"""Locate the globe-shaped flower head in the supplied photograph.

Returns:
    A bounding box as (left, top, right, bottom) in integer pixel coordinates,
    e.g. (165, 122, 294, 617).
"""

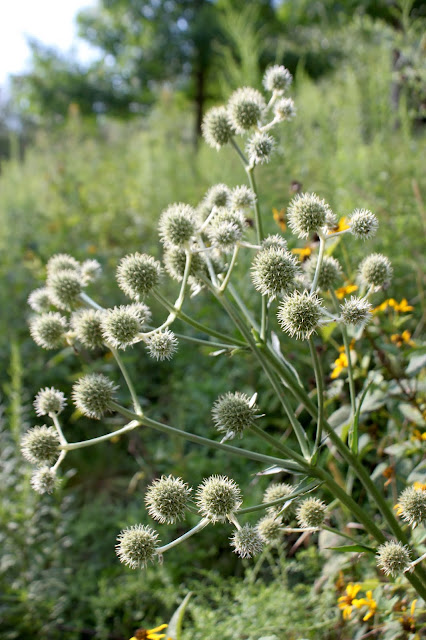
(71, 309, 105, 349)
(230, 185, 256, 210)
(230, 524, 264, 559)
(21, 426, 60, 466)
(145, 329, 178, 361)
(196, 475, 242, 523)
(263, 65, 292, 94)
(257, 515, 284, 544)
(28, 287, 52, 313)
(277, 290, 322, 340)
(227, 87, 266, 134)
(359, 254, 392, 289)
(376, 541, 411, 577)
(31, 467, 60, 494)
(145, 475, 192, 524)
(46, 253, 80, 277)
(212, 391, 258, 440)
(101, 305, 143, 350)
(274, 97, 296, 121)
(159, 203, 197, 248)
(72, 373, 118, 419)
(47, 269, 82, 310)
(305, 255, 342, 291)
(263, 482, 296, 520)
(396, 485, 426, 528)
(117, 253, 162, 300)
(202, 106, 235, 150)
(287, 193, 332, 239)
(252, 246, 299, 299)
(246, 132, 275, 166)
(349, 209, 378, 240)
(296, 497, 327, 530)
(340, 296, 372, 327)
(204, 184, 231, 210)
(34, 387, 67, 417)
(116, 524, 160, 569)
(30, 312, 68, 350)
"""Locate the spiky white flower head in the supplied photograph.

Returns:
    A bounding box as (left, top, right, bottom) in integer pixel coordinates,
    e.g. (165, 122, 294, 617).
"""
(101, 305, 142, 350)
(305, 255, 342, 291)
(349, 209, 379, 240)
(396, 486, 426, 528)
(287, 193, 332, 239)
(246, 132, 275, 166)
(116, 524, 160, 569)
(263, 65, 292, 94)
(80, 259, 102, 284)
(31, 467, 60, 494)
(159, 203, 197, 248)
(145, 475, 192, 524)
(204, 184, 231, 210)
(340, 296, 372, 327)
(196, 475, 242, 523)
(207, 208, 247, 252)
(30, 312, 68, 349)
(145, 329, 178, 361)
(72, 373, 118, 419)
(47, 269, 82, 310)
(212, 392, 258, 439)
(28, 287, 52, 313)
(262, 234, 288, 250)
(359, 254, 393, 289)
(202, 106, 235, 150)
(274, 97, 296, 121)
(227, 87, 266, 134)
(277, 290, 322, 340)
(34, 387, 67, 417)
(163, 247, 205, 282)
(296, 497, 327, 530)
(263, 483, 295, 519)
(257, 516, 284, 544)
(117, 253, 162, 300)
(46, 253, 80, 277)
(126, 302, 151, 327)
(230, 185, 256, 210)
(252, 247, 299, 299)
(230, 524, 264, 559)
(324, 210, 339, 231)
(21, 426, 60, 466)
(71, 309, 105, 349)
(376, 541, 411, 577)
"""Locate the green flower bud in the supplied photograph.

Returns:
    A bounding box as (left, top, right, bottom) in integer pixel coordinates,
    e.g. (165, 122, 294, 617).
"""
(263, 483, 296, 520)
(230, 524, 264, 559)
(72, 373, 118, 419)
(246, 132, 275, 165)
(21, 426, 60, 466)
(396, 486, 426, 528)
(212, 391, 258, 440)
(31, 467, 60, 494)
(34, 387, 67, 416)
(359, 253, 392, 289)
(47, 269, 82, 310)
(30, 312, 68, 349)
(159, 203, 197, 247)
(28, 287, 52, 313)
(277, 290, 322, 340)
(263, 65, 292, 94)
(207, 208, 247, 252)
(287, 193, 331, 239)
(296, 497, 327, 530)
(71, 309, 105, 349)
(340, 296, 372, 327)
(376, 541, 411, 577)
(349, 209, 378, 240)
(101, 305, 142, 350)
(117, 253, 162, 300)
(257, 516, 284, 544)
(145, 475, 192, 524)
(145, 329, 178, 361)
(305, 255, 342, 291)
(227, 87, 266, 134)
(252, 246, 299, 299)
(202, 106, 235, 150)
(116, 524, 160, 569)
(196, 475, 242, 523)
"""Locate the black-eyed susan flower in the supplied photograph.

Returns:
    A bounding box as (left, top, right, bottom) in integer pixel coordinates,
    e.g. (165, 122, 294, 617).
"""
(330, 351, 349, 380)
(335, 284, 358, 299)
(398, 599, 418, 633)
(337, 583, 362, 620)
(390, 330, 415, 347)
(129, 623, 168, 640)
(353, 590, 377, 621)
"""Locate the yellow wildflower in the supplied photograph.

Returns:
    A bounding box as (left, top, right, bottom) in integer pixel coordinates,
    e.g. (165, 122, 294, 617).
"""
(328, 216, 350, 233)
(292, 246, 312, 261)
(390, 330, 415, 347)
(413, 482, 426, 491)
(411, 429, 426, 442)
(331, 352, 349, 379)
(272, 207, 286, 231)
(337, 583, 361, 620)
(335, 284, 358, 299)
(399, 599, 417, 633)
(130, 624, 168, 640)
(395, 298, 414, 312)
(373, 298, 414, 314)
(353, 590, 378, 621)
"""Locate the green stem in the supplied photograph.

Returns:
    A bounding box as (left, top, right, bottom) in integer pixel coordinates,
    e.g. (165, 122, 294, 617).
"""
(330, 289, 357, 452)
(110, 347, 142, 415)
(237, 481, 321, 514)
(172, 332, 244, 351)
(246, 166, 267, 341)
(152, 290, 246, 347)
(308, 337, 324, 454)
(321, 525, 369, 546)
(310, 234, 326, 293)
(62, 420, 140, 451)
(50, 413, 67, 446)
(109, 402, 303, 473)
(218, 244, 240, 293)
(156, 518, 210, 553)
(249, 422, 309, 469)
(230, 137, 249, 166)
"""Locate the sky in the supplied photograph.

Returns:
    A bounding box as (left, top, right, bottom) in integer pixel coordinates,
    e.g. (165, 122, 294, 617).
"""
(0, 0, 99, 89)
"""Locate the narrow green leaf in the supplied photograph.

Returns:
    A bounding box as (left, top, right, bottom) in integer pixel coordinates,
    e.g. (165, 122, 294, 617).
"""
(327, 544, 376, 554)
(167, 592, 192, 640)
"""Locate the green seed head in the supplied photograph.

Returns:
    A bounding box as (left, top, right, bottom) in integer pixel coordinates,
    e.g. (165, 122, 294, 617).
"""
(287, 193, 331, 238)
(350, 209, 378, 240)
(31, 467, 60, 494)
(72, 373, 117, 419)
(30, 312, 68, 349)
(28, 287, 52, 313)
(230, 524, 264, 559)
(277, 290, 322, 340)
(71, 309, 105, 349)
(397, 486, 426, 528)
(359, 253, 392, 289)
(116, 524, 159, 569)
(296, 497, 327, 530)
(117, 253, 162, 300)
(227, 87, 266, 134)
(159, 203, 197, 248)
(263, 65, 292, 94)
(340, 296, 372, 327)
(263, 483, 296, 520)
(163, 246, 206, 282)
(34, 387, 67, 417)
(212, 391, 258, 440)
(47, 269, 82, 310)
(145, 329, 178, 361)
(376, 541, 411, 577)
(21, 426, 60, 466)
(202, 106, 235, 150)
(196, 475, 242, 523)
(257, 516, 284, 544)
(305, 255, 342, 291)
(101, 305, 142, 350)
(252, 246, 299, 299)
(145, 475, 192, 524)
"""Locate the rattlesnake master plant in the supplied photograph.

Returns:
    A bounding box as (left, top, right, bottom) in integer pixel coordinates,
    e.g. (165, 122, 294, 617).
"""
(23, 64, 426, 599)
